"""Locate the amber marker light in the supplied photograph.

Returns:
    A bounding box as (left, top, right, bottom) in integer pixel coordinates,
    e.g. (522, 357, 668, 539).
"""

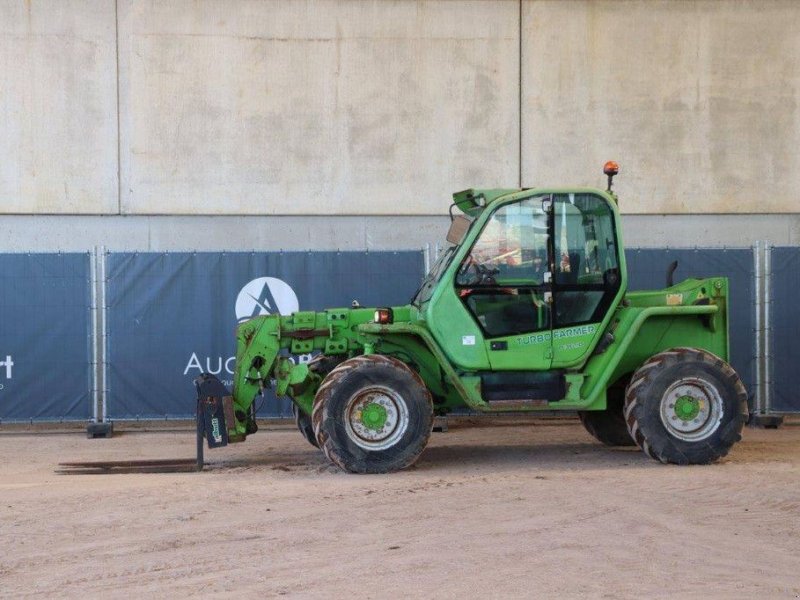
(603, 160, 619, 176)
(374, 308, 394, 324)
(603, 160, 620, 193)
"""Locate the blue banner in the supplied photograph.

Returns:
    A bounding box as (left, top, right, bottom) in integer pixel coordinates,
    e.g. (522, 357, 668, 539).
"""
(768, 247, 800, 412)
(0, 253, 91, 421)
(105, 251, 425, 419)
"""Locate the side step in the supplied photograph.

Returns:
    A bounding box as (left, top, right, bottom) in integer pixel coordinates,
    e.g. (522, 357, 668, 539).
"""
(480, 371, 565, 403)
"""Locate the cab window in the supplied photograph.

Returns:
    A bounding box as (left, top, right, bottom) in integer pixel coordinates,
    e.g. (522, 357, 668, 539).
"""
(456, 197, 551, 337)
(553, 194, 620, 327)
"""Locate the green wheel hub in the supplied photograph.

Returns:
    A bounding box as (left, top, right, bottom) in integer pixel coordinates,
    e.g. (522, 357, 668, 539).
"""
(360, 402, 388, 430)
(673, 395, 701, 421)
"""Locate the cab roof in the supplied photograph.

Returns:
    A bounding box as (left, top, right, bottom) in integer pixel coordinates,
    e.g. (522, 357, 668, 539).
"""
(452, 187, 618, 217)
(452, 189, 521, 217)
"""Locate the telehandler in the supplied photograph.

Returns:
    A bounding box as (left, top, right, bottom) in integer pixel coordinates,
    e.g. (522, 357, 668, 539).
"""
(196, 163, 748, 473)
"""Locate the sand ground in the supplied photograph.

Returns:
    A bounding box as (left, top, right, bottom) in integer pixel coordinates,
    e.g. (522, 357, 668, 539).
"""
(1, 418, 799, 599)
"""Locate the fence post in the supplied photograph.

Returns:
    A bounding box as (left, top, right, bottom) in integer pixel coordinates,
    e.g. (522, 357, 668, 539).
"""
(752, 241, 763, 415)
(86, 245, 113, 438)
(89, 247, 99, 424)
(763, 243, 772, 415)
(101, 247, 110, 426)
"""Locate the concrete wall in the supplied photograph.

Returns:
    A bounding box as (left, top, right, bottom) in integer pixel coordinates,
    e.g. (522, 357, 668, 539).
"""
(0, 0, 118, 213)
(521, 0, 800, 214)
(117, 0, 519, 215)
(1, 213, 800, 252)
(1, 0, 799, 249)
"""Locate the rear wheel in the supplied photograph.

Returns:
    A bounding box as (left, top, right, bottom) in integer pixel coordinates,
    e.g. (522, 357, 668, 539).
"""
(312, 354, 433, 474)
(578, 376, 635, 446)
(625, 347, 748, 464)
(291, 403, 319, 449)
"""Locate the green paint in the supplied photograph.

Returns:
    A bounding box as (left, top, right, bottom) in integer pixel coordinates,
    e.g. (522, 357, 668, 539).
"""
(216, 185, 733, 443)
(361, 402, 388, 430)
(674, 395, 701, 421)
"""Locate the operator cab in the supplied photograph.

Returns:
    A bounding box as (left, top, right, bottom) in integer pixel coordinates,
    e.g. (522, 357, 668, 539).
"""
(455, 192, 621, 340)
(422, 168, 625, 386)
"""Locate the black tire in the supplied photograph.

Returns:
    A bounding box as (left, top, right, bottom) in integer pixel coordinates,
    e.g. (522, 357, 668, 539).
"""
(308, 354, 343, 378)
(292, 402, 319, 449)
(311, 354, 433, 474)
(290, 354, 343, 449)
(624, 347, 748, 465)
(578, 376, 636, 446)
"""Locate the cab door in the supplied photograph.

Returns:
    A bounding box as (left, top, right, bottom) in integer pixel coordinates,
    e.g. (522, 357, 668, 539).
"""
(454, 195, 553, 371)
(550, 193, 623, 367)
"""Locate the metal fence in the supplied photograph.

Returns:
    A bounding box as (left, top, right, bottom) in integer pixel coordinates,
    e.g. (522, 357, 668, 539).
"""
(0, 244, 797, 423)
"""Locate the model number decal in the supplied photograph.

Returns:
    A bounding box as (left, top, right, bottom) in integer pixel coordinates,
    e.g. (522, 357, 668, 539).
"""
(559, 342, 585, 351)
(211, 417, 222, 443)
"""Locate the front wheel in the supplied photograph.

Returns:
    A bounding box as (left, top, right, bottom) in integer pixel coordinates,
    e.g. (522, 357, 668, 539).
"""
(625, 348, 748, 465)
(312, 354, 433, 474)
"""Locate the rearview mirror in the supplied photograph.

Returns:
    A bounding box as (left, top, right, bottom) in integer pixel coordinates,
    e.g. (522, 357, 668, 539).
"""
(446, 215, 472, 245)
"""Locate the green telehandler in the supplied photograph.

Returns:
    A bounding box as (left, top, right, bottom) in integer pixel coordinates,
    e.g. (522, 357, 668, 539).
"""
(195, 163, 748, 473)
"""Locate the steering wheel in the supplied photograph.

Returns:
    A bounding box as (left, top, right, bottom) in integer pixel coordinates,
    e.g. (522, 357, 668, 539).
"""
(602, 268, 620, 288)
(458, 255, 499, 285)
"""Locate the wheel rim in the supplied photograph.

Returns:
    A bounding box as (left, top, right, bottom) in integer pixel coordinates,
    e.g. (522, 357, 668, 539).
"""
(344, 386, 410, 451)
(659, 377, 724, 441)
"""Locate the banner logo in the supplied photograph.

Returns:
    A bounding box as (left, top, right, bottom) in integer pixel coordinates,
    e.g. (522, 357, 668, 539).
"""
(235, 277, 299, 322)
(185, 278, 302, 383)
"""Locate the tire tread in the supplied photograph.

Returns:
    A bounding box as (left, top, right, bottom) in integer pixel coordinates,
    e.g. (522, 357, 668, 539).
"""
(624, 347, 747, 465)
(311, 354, 433, 474)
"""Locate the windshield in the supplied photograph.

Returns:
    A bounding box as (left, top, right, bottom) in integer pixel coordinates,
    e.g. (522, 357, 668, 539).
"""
(456, 196, 549, 287)
(411, 246, 456, 306)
